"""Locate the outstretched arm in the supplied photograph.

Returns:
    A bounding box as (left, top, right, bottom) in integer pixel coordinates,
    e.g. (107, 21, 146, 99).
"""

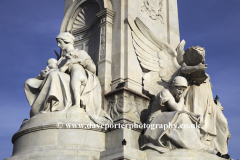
(181, 63, 207, 74)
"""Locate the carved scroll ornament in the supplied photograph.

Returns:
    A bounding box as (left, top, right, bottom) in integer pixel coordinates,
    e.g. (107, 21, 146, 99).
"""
(141, 0, 164, 23)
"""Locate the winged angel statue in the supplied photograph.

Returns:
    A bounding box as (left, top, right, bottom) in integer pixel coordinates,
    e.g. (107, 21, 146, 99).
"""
(127, 15, 230, 158)
(127, 15, 185, 98)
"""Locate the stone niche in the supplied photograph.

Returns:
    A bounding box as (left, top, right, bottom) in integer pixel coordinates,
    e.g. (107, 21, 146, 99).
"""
(6, 0, 230, 160)
(61, 0, 102, 65)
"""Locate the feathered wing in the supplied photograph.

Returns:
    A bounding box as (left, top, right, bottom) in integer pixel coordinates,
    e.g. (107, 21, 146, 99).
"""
(128, 15, 181, 97)
(176, 39, 186, 65)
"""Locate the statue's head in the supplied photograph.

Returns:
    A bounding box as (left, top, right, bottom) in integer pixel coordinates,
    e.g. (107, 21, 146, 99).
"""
(56, 32, 75, 51)
(47, 58, 58, 69)
(184, 46, 205, 66)
(47, 58, 57, 65)
(170, 76, 188, 100)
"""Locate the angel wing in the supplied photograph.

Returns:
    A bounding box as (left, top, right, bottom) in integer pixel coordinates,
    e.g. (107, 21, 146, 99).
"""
(127, 15, 185, 97)
(176, 40, 186, 65)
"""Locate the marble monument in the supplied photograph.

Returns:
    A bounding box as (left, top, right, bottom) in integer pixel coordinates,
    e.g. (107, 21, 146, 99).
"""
(6, 0, 231, 160)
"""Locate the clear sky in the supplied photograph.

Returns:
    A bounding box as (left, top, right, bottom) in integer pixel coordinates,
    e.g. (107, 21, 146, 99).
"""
(0, 0, 239, 159)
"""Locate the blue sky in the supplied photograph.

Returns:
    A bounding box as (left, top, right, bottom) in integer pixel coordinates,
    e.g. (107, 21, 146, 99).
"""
(0, 0, 239, 159)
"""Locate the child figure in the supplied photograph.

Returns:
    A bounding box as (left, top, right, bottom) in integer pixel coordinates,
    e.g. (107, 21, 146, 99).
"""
(40, 58, 58, 78)
(56, 32, 96, 108)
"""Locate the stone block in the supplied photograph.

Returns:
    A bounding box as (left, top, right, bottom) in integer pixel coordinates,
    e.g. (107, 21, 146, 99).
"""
(146, 149, 228, 160)
(105, 128, 142, 150)
(12, 132, 36, 156)
(100, 146, 147, 160)
(105, 87, 151, 123)
(58, 129, 105, 150)
(36, 129, 58, 146)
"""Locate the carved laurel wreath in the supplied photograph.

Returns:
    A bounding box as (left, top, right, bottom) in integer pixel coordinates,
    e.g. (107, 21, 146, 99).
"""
(141, 0, 164, 23)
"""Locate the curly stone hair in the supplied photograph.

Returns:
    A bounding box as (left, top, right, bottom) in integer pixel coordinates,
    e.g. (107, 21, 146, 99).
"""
(191, 46, 205, 57)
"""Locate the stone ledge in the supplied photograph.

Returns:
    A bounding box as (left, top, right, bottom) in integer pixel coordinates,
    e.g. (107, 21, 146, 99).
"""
(100, 146, 147, 160)
(12, 108, 100, 143)
(145, 149, 228, 160)
(105, 87, 150, 101)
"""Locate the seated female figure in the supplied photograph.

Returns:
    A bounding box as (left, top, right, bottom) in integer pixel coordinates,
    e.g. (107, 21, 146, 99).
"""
(24, 32, 111, 125)
(180, 46, 230, 156)
(143, 76, 218, 155)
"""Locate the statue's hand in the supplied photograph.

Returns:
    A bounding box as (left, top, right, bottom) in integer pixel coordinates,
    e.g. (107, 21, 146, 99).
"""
(40, 69, 48, 77)
(65, 59, 76, 65)
(198, 115, 205, 126)
(197, 63, 207, 71)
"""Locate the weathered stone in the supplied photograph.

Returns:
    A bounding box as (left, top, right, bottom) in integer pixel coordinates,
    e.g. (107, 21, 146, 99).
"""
(6, 1, 231, 160)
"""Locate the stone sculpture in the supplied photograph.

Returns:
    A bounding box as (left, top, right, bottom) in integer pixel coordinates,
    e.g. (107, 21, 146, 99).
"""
(24, 32, 111, 124)
(143, 76, 218, 154)
(7, 1, 231, 159)
(127, 15, 185, 97)
(128, 15, 230, 158)
(180, 46, 230, 157)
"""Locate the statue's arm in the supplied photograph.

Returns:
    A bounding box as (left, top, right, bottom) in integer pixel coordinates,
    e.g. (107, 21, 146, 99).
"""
(167, 97, 185, 111)
(84, 59, 96, 74)
(59, 65, 68, 73)
(181, 63, 207, 74)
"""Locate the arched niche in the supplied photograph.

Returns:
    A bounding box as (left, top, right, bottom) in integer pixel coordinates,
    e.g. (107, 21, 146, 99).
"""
(60, 0, 113, 67)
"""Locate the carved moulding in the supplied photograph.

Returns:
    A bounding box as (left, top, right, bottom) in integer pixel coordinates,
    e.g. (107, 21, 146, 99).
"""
(61, 1, 103, 65)
(71, 3, 100, 31)
(105, 87, 151, 124)
(61, 0, 112, 32)
(141, 0, 164, 23)
(96, 8, 114, 60)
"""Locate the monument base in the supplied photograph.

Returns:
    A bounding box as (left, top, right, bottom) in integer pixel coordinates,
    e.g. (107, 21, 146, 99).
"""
(145, 149, 227, 160)
(100, 146, 147, 160)
(6, 108, 106, 160)
(6, 107, 228, 160)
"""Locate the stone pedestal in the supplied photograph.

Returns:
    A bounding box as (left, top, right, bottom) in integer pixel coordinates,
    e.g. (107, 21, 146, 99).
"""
(100, 146, 147, 160)
(6, 109, 106, 160)
(145, 149, 227, 160)
(105, 87, 151, 124)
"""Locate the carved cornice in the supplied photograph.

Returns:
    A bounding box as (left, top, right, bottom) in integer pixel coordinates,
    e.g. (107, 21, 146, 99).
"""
(97, 8, 115, 19)
(12, 118, 143, 143)
(12, 124, 106, 144)
(97, 59, 112, 65)
(105, 87, 151, 101)
(97, 8, 115, 27)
